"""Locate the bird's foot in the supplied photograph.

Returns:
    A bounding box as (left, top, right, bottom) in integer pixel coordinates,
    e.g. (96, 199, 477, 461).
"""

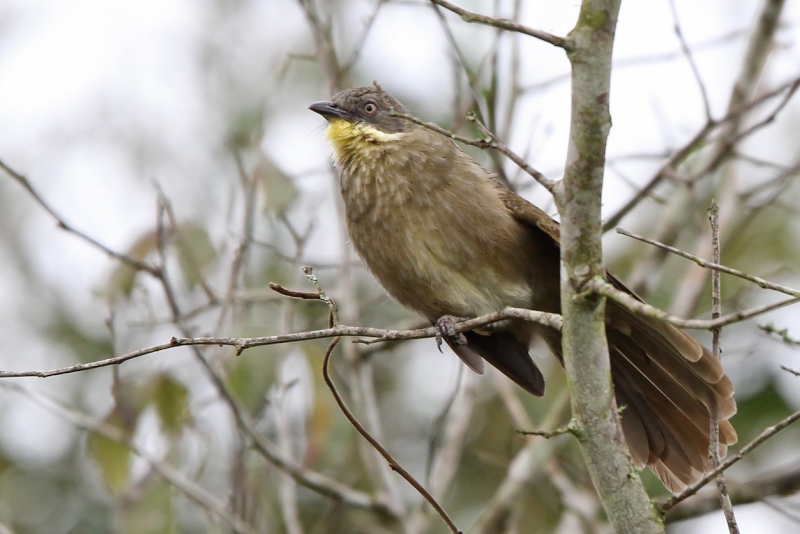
(435, 315, 468, 352)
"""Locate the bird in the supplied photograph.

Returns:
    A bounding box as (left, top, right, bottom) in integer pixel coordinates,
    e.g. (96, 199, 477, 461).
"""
(309, 85, 736, 492)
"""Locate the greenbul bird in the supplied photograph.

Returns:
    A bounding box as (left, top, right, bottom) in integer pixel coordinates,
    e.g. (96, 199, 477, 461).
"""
(310, 85, 736, 492)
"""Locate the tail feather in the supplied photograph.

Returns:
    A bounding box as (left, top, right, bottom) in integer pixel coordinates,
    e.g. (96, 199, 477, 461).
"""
(540, 301, 737, 491)
(446, 330, 546, 397)
(437, 282, 737, 492)
(606, 299, 737, 490)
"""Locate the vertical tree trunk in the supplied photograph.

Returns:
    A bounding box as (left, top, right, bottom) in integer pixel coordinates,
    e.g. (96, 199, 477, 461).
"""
(556, 2, 665, 532)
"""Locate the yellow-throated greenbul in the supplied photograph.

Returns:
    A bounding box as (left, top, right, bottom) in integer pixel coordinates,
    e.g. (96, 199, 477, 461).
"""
(310, 85, 736, 492)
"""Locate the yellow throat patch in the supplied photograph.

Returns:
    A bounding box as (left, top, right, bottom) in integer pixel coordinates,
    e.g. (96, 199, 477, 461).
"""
(324, 119, 405, 165)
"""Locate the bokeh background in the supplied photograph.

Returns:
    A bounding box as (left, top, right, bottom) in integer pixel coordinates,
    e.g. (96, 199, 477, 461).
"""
(1, 0, 800, 533)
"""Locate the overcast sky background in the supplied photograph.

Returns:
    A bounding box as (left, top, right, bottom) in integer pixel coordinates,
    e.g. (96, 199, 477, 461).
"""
(1, 1, 800, 532)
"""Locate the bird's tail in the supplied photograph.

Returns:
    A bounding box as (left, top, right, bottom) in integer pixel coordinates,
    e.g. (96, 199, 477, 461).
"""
(603, 297, 737, 492)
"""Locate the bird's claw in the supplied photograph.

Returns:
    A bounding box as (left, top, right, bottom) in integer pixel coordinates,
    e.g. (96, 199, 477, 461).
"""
(435, 315, 468, 352)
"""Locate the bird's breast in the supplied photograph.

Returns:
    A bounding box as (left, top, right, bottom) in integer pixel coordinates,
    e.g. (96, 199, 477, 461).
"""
(339, 146, 536, 320)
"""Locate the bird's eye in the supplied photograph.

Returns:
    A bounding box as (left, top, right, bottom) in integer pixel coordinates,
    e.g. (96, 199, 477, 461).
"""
(363, 102, 377, 115)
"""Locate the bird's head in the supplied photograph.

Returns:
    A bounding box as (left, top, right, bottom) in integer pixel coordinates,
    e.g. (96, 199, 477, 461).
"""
(309, 86, 411, 165)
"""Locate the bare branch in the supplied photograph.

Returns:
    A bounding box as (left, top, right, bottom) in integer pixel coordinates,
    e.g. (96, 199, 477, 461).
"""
(585, 277, 800, 330)
(666, 465, 800, 522)
(516, 422, 576, 438)
(760, 323, 800, 346)
(388, 108, 557, 192)
(428, 0, 569, 49)
(707, 201, 740, 533)
(668, 0, 712, 120)
(322, 337, 461, 534)
(661, 408, 800, 513)
(780, 366, 800, 377)
(0, 307, 562, 379)
(616, 227, 800, 299)
(0, 157, 159, 276)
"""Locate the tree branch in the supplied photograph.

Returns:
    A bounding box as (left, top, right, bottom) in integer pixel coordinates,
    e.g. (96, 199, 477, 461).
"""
(0, 157, 159, 276)
(586, 278, 800, 330)
(554, 1, 663, 532)
(428, 0, 569, 49)
(616, 227, 800, 299)
(661, 408, 800, 513)
(665, 465, 800, 522)
(322, 337, 461, 534)
(707, 201, 740, 533)
(0, 307, 562, 378)
(387, 107, 557, 193)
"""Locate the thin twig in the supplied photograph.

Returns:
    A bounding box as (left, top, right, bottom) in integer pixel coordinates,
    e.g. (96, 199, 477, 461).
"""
(668, 0, 712, 120)
(616, 227, 800, 299)
(388, 108, 557, 192)
(0, 157, 159, 276)
(708, 201, 739, 533)
(660, 407, 800, 513)
(428, 0, 568, 49)
(665, 464, 800, 521)
(302, 266, 339, 325)
(467, 111, 556, 193)
(269, 282, 321, 300)
(0, 308, 562, 378)
(760, 323, 800, 345)
(585, 278, 800, 330)
(322, 337, 462, 534)
(516, 422, 576, 438)
(780, 366, 800, 377)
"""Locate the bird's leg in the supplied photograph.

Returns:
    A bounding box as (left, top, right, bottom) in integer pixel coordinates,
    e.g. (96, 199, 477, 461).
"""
(435, 315, 468, 352)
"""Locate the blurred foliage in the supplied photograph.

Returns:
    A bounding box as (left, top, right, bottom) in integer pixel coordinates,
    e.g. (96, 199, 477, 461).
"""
(175, 223, 218, 291)
(0, 1, 799, 533)
(107, 230, 161, 300)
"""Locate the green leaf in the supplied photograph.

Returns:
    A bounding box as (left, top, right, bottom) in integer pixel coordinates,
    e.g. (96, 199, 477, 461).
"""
(115, 478, 175, 534)
(88, 409, 132, 494)
(149, 374, 191, 435)
(257, 156, 298, 215)
(106, 230, 158, 300)
(226, 347, 277, 415)
(175, 223, 216, 289)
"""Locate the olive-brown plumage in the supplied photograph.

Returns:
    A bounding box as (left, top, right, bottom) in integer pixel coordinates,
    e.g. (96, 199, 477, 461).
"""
(310, 86, 736, 492)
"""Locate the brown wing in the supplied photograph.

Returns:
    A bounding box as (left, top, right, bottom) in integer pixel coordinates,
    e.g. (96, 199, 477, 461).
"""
(499, 186, 737, 492)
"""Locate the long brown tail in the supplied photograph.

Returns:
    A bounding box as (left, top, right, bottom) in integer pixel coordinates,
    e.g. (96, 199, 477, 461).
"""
(543, 312, 736, 492)
(604, 298, 736, 491)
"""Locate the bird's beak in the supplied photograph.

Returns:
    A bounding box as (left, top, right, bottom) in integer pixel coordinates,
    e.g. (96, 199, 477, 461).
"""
(309, 101, 351, 122)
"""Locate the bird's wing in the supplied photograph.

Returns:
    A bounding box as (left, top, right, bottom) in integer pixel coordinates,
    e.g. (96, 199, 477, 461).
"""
(497, 186, 561, 243)
(499, 185, 737, 491)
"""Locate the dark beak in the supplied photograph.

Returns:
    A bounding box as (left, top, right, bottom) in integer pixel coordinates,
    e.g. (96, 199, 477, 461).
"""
(309, 101, 351, 121)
